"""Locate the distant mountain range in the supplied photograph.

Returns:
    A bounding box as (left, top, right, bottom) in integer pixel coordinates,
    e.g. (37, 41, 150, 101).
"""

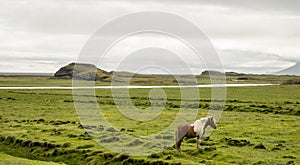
(54, 63, 225, 84)
(275, 62, 300, 76)
(0, 72, 53, 76)
(53, 62, 300, 83)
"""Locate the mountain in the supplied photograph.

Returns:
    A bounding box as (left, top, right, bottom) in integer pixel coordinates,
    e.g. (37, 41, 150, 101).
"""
(54, 63, 201, 84)
(200, 70, 224, 76)
(275, 62, 300, 76)
(54, 63, 111, 81)
(54, 62, 300, 84)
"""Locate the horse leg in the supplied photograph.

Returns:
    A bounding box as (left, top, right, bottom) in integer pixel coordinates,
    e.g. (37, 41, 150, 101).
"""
(176, 138, 183, 152)
(197, 130, 205, 149)
(196, 135, 200, 149)
(175, 137, 184, 152)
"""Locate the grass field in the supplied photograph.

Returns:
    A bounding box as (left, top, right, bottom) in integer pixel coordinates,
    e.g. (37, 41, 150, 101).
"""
(0, 73, 300, 87)
(0, 152, 64, 165)
(0, 76, 299, 164)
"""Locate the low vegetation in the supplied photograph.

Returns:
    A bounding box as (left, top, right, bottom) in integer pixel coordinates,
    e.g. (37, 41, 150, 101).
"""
(0, 76, 299, 164)
(282, 79, 300, 85)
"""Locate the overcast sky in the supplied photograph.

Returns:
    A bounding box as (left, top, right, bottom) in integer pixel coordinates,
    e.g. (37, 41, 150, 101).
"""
(0, 0, 300, 74)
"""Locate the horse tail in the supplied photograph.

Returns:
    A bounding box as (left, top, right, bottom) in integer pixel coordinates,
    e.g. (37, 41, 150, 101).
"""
(175, 127, 180, 149)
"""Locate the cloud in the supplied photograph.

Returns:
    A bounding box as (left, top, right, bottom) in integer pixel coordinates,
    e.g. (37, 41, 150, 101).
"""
(107, 0, 300, 15)
(0, 0, 299, 74)
(218, 49, 295, 74)
(271, 54, 300, 63)
(99, 33, 207, 74)
(0, 0, 129, 34)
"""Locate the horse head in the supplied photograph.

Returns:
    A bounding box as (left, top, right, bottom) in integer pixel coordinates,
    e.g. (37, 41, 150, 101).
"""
(208, 116, 217, 129)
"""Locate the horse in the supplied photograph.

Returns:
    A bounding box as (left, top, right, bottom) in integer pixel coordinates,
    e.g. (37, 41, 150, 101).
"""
(175, 116, 216, 152)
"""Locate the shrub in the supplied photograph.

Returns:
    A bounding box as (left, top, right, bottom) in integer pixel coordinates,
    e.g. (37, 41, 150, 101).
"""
(62, 142, 71, 148)
(282, 155, 296, 159)
(67, 134, 78, 138)
(126, 139, 143, 146)
(32, 141, 41, 147)
(5, 136, 15, 144)
(22, 140, 32, 147)
(76, 144, 94, 149)
(282, 80, 300, 85)
(148, 153, 162, 158)
(254, 143, 267, 149)
(112, 154, 129, 161)
(0, 136, 5, 142)
(100, 137, 120, 143)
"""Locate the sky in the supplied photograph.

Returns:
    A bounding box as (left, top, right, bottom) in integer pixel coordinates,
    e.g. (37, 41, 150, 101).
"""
(0, 0, 300, 74)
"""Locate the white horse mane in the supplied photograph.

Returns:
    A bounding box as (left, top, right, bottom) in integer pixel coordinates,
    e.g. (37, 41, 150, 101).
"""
(191, 116, 214, 135)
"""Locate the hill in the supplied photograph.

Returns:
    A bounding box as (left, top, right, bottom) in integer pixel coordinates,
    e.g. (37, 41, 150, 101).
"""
(275, 62, 300, 76)
(54, 63, 111, 81)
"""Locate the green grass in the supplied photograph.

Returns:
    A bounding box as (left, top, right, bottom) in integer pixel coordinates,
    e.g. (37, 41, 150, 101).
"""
(1, 74, 300, 87)
(0, 77, 299, 164)
(0, 76, 111, 87)
(0, 152, 65, 165)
